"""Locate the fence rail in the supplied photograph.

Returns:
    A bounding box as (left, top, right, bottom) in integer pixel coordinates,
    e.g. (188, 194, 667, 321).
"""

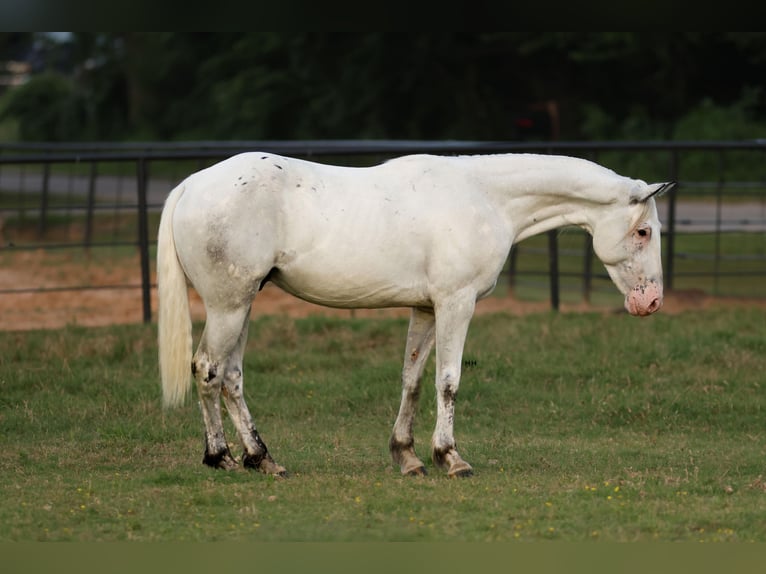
(1, 140, 765, 325)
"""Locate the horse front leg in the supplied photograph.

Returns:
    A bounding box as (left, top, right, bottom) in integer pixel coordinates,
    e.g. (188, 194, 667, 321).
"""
(390, 307, 436, 476)
(432, 294, 476, 478)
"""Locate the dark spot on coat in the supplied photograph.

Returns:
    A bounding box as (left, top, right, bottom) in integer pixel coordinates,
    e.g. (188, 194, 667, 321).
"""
(204, 363, 218, 382)
(274, 164, 282, 170)
(205, 221, 227, 262)
(249, 429, 268, 452)
(206, 239, 226, 262)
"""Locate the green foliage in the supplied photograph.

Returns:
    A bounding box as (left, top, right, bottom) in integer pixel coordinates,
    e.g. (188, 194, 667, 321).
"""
(0, 71, 87, 141)
(3, 33, 766, 142)
(580, 87, 766, 179)
(674, 88, 765, 140)
(1, 309, 765, 541)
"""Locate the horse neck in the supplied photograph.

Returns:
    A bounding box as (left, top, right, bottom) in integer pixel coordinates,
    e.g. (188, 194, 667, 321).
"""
(471, 154, 625, 242)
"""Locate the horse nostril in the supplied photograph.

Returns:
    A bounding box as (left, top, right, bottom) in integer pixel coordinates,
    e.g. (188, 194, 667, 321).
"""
(647, 297, 661, 313)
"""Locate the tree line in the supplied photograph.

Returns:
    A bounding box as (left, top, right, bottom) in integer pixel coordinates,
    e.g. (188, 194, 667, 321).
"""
(2, 32, 765, 142)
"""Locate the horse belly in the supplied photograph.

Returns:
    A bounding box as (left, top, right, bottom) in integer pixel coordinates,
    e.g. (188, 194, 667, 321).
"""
(273, 197, 509, 309)
(271, 248, 432, 309)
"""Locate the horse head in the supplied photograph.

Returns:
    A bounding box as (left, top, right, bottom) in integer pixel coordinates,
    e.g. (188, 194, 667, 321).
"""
(591, 181, 675, 316)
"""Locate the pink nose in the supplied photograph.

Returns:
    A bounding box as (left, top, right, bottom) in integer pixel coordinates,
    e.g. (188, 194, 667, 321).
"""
(625, 282, 663, 316)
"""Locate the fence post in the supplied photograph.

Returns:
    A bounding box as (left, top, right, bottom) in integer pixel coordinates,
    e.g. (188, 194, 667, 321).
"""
(37, 161, 50, 238)
(665, 150, 679, 291)
(582, 234, 593, 303)
(137, 158, 152, 324)
(547, 230, 560, 311)
(507, 247, 517, 296)
(84, 162, 97, 249)
(713, 151, 724, 295)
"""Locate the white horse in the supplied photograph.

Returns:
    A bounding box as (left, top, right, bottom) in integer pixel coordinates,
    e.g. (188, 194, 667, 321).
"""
(157, 152, 673, 477)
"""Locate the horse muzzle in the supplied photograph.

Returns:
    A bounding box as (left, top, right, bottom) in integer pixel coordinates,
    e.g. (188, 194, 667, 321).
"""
(625, 280, 663, 316)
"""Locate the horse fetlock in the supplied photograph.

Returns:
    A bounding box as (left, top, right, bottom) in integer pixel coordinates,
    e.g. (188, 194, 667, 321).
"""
(389, 435, 413, 459)
(432, 446, 473, 478)
(240, 428, 286, 476)
(203, 446, 238, 470)
(390, 436, 427, 476)
(431, 445, 451, 470)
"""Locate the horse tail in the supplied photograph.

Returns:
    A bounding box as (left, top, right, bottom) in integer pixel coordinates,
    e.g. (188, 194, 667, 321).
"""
(157, 183, 193, 409)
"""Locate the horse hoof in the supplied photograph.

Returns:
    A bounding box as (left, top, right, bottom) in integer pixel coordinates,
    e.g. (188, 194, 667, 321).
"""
(244, 453, 288, 477)
(449, 468, 474, 479)
(404, 466, 428, 477)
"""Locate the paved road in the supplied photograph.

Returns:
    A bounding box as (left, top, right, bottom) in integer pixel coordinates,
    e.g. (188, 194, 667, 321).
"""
(0, 167, 176, 206)
(655, 198, 766, 232)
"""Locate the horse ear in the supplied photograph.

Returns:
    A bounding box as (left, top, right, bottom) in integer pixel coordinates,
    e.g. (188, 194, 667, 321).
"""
(631, 181, 676, 204)
(649, 181, 677, 198)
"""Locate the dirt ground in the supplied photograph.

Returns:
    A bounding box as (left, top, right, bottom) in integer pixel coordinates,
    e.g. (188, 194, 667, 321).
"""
(1, 250, 763, 331)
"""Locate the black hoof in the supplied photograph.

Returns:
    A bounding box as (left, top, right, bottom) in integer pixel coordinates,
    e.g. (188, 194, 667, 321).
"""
(451, 468, 474, 478)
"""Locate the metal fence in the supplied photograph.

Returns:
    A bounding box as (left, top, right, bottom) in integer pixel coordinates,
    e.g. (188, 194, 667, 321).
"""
(1, 140, 765, 325)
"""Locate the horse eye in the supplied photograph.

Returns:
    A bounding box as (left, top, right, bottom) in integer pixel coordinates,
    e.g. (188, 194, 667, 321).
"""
(637, 228, 649, 238)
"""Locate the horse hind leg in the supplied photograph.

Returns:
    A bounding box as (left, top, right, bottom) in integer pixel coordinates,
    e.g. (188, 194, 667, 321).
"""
(389, 307, 435, 476)
(191, 304, 276, 473)
(219, 311, 286, 477)
(222, 375, 286, 476)
(193, 320, 238, 470)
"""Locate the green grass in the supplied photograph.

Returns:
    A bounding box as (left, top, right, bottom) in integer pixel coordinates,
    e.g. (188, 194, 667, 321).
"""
(1, 309, 765, 541)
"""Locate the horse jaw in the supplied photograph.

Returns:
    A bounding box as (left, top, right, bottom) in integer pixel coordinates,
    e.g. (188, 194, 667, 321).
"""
(624, 280, 663, 316)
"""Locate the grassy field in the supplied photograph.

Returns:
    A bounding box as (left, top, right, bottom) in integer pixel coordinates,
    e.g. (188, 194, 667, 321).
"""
(1, 308, 765, 542)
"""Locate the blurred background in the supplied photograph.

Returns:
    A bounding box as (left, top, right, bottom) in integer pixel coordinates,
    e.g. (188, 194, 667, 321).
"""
(2, 32, 766, 142)
(0, 32, 764, 329)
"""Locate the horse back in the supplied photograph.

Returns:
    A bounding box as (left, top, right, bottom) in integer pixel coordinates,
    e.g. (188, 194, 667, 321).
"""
(173, 153, 511, 309)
